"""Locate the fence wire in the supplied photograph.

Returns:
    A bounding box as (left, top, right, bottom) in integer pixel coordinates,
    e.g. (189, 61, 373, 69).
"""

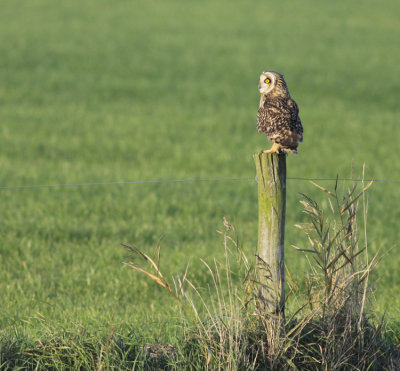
(0, 176, 399, 191)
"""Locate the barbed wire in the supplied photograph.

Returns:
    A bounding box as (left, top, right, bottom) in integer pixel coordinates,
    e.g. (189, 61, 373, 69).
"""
(0, 177, 253, 190)
(0, 175, 399, 191)
(287, 177, 400, 182)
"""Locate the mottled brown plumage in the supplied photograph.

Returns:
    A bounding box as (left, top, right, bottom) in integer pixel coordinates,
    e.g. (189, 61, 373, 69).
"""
(257, 71, 303, 154)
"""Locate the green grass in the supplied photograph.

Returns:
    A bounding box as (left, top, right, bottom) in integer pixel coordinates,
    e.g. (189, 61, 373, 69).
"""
(0, 0, 400, 357)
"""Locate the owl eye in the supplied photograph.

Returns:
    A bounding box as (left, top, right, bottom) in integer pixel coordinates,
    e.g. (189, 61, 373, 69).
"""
(264, 78, 271, 84)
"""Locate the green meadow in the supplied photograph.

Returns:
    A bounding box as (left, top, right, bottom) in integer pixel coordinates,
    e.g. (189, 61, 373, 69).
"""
(1, 0, 399, 363)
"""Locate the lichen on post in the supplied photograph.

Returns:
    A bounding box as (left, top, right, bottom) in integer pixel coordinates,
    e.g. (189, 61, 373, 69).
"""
(253, 152, 286, 317)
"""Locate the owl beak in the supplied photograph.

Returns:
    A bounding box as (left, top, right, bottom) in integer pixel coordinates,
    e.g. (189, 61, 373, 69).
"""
(258, 84, 261, 90)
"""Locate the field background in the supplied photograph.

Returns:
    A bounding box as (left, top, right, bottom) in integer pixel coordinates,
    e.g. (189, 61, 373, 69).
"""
(1, 0, 399, 344)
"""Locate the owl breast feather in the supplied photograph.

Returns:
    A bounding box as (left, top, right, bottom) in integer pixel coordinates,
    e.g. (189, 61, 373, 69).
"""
(257, 97, 303, 146)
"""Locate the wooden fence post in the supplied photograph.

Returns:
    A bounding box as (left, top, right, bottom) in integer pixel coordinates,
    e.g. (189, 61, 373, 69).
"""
(253, 152, 286, 317)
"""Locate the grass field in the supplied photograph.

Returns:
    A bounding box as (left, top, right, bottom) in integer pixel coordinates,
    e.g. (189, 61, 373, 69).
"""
(1, 0, 400, 363)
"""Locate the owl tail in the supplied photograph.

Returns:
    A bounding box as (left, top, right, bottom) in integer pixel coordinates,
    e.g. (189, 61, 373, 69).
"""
(282, 146, 298, 155)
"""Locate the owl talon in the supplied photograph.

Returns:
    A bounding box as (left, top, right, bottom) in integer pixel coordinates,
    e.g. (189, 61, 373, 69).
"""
(263, 142, 281, 154)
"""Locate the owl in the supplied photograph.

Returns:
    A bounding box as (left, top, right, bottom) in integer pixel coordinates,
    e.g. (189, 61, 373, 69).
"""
(257, 71, 303, 154)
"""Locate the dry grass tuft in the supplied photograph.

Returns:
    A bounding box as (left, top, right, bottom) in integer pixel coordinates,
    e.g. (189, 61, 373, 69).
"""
(123, 177, 400, 370)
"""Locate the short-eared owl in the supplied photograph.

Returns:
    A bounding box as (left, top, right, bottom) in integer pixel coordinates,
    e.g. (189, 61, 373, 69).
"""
(257, 71, 303, 154)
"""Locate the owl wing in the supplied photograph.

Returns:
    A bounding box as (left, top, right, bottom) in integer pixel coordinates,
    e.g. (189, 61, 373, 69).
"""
(257, 98, 303, 149)
(287, 98, 303, 142)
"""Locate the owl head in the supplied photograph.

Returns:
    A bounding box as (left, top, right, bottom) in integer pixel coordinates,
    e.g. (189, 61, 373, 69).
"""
(258, 71, 289, 98)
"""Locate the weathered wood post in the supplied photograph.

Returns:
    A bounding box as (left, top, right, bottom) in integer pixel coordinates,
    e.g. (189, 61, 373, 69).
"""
(253, 152, 286, 317)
